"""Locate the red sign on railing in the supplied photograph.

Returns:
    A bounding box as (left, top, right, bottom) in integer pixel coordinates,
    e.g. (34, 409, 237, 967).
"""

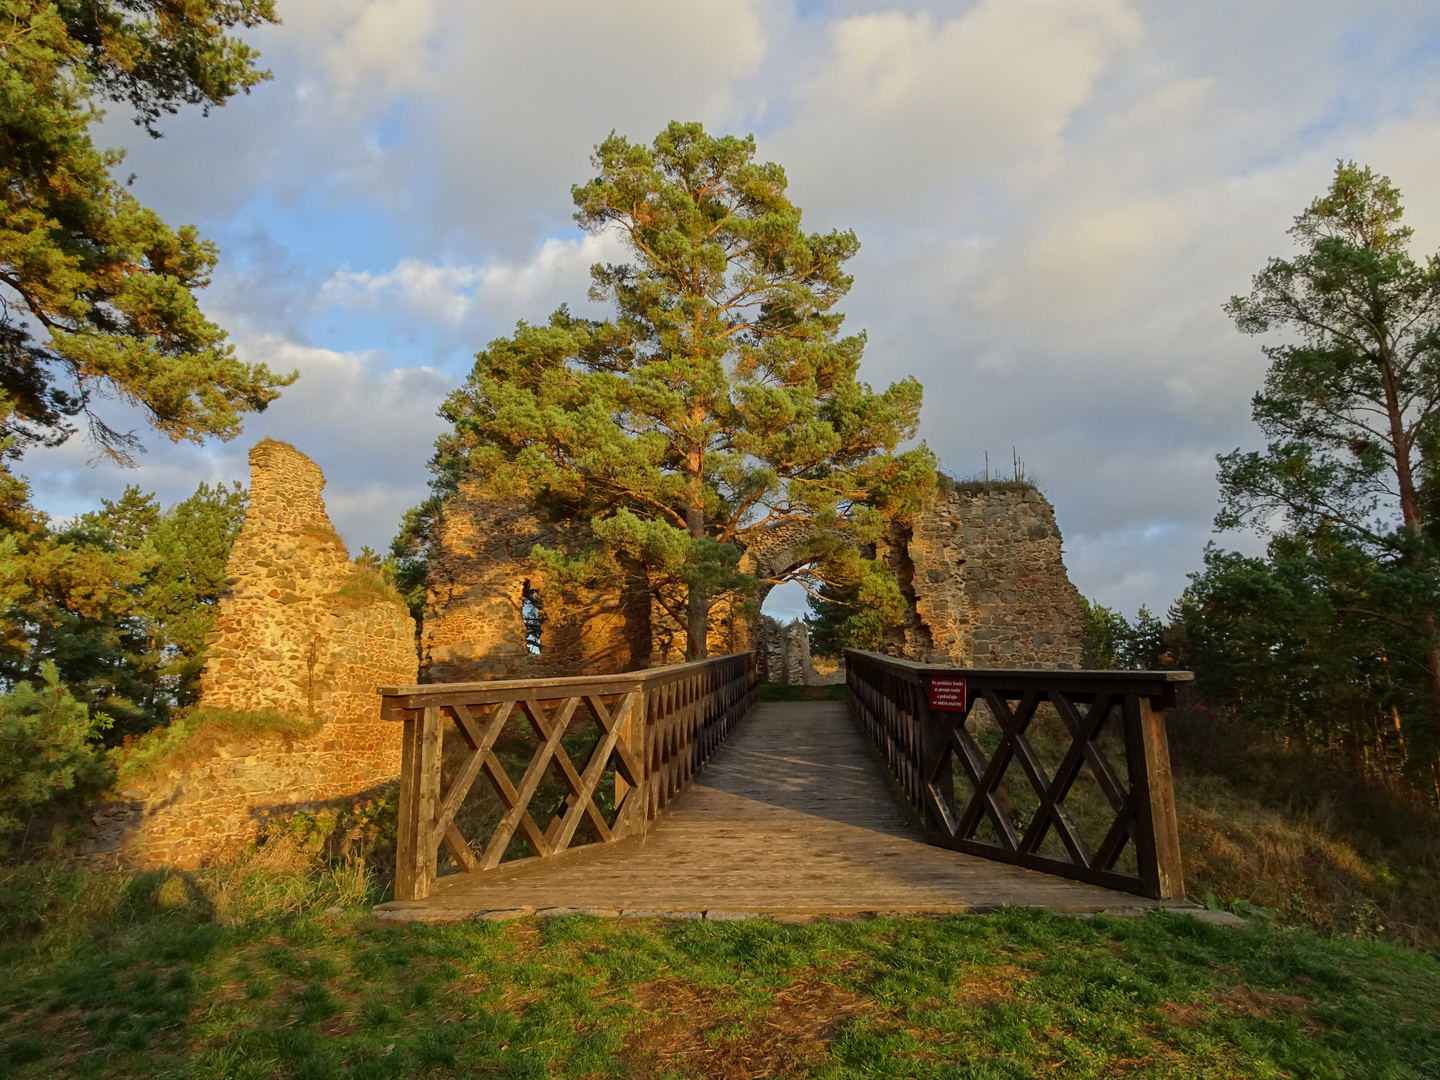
(928, 676, 968, 711)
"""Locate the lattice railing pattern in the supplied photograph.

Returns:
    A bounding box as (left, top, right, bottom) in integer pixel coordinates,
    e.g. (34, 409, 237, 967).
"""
(380, 653, 757, 901)
(845, 650, 1190, 900)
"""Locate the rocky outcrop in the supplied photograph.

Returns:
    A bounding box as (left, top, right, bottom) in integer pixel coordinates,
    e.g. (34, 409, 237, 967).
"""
(754, 615, 845, 686)
(82, 441, 418, 870)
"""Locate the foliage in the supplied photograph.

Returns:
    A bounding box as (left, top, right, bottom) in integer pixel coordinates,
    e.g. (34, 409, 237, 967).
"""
(429, 122, 934, 657)
(1170, 539, 1412, 761)
(1079, 596, 1127, 668)
(1218, 162, 1440, 547)
(259, 782, 400, 883)
(806, 545, 905, 655)
(756, 681, 847, 702)
(0, 662, 109, 836)
(1, 889, 1438, 1079)
(1216, 161, 1440, 750)
(332, 561, 404, 610)
(1169, 705, 1440, 948)
(0, 480, 246, 739)
(384, 500, 438, 628)
(1078, 596, 1170, 671)
(0, 0, 292, 464)
(111, 706, 321, 788)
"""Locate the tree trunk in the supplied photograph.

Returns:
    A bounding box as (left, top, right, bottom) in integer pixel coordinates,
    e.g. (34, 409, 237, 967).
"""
(685, 504, 708, 660)
(1375, 346, 1440, 735)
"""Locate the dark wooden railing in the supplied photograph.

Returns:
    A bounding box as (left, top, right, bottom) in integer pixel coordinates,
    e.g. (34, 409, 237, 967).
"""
(845, 650, 1190, 900)
(379, 652, 757, 901)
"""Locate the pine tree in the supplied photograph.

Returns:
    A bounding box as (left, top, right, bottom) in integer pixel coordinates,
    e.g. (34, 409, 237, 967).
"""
(1219, 161, 1440, 738)
(434, 122, 934, 658)
(0, 0, 291, 464)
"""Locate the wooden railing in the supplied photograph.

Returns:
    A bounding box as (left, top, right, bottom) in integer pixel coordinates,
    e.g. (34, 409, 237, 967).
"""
(379, 652, 757, 901)
(845, 650, 1191, 900)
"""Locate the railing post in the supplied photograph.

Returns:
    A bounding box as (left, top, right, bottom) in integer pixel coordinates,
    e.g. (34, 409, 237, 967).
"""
(618, 690, 645, 839)
(396, 705, 441, 901)
(1137, 696, 1185, 900)
(918, 674, 953, 833)
(394, 706, 421, 901)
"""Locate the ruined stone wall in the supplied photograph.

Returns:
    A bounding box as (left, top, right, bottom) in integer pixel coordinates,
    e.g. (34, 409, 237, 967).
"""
(880, 483, 1083, 669)
(84, 440, 418, 870)
(420, 474, 1083, 683)
(421, 476, 647, 682)
(752, 615, 844, 686)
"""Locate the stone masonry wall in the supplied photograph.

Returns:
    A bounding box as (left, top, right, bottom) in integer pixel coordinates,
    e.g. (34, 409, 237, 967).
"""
(420, 475, 1083, 684)
(881, 483, 1083, 669)
(83, 441, 418, 870)
(421, 476, 647, 682)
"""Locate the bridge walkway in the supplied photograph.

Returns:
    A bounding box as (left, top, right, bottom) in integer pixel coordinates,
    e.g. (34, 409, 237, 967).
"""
(376, 699, 1184, 922)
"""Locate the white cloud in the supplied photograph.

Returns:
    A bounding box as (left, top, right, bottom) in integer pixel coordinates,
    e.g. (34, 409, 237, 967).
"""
(27, 0, 1440, 623)
(318, 0, 444, 96)
(778, 0, 1142, 217)
(323, 261, 484, 323)
(24, 337, 455, 553)
(318, 230, 629, 335)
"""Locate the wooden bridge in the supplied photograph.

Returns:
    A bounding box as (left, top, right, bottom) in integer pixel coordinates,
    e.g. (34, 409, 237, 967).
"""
(374, 651, 1194, 922)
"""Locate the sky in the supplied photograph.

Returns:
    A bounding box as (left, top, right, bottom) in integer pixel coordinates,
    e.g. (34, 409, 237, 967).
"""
(23, 0, 1440, 622)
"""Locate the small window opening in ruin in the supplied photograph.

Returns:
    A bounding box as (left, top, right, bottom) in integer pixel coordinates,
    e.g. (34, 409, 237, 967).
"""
(521, 582, 544, 655)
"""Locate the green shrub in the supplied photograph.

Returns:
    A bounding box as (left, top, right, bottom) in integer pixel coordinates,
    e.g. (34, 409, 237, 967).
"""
(0, 663, 110, 836)
(261, 782, 399, 875)
(331, 566, 404, 609)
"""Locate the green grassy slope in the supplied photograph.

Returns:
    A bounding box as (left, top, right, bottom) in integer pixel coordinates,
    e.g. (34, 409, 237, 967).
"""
(1, 861, 1437, 1080)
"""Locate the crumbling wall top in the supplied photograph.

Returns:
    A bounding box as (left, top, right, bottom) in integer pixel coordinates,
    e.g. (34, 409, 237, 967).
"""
(243, 439, 343, 544)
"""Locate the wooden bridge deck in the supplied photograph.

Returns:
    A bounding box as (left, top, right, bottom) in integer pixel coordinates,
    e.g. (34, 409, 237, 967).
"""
(376, 700, 1189, 922)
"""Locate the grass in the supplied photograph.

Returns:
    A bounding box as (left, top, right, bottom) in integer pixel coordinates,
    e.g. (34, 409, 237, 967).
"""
(1168, 708, 1440, 950)
(330, 567, 406, 610)
(0, 860, 1437, 1080)
(943, 697, 1440, 950)
(112, 709, 325, 791)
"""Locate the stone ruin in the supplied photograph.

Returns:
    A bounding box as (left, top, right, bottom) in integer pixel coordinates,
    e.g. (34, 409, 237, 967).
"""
(422, 477, 1085, 685)
(84, 441, 418, 870)
(80, 441, 1087, 868)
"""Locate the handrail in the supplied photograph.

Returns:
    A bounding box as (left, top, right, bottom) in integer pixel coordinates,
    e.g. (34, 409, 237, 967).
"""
(845, 649, 1190, 900)
(380, 652, 757, 901)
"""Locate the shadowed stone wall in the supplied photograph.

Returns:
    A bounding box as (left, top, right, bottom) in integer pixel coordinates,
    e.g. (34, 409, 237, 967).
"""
(421, 477, 651, 682)
(84, 441, 418, 870)
(421, 478, 1083, 679)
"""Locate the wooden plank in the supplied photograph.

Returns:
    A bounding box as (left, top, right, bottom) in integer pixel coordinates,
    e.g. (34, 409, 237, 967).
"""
(414, 706, 443, 900)
(518, 695, 612, 845)
(394, 711, 422, 901)
(1138, 695, 1186, 900)
(589, 693, 644, 787)
(377, 652, 755, 705)
(442, 822, 479, 874)
(477, 749, 553, 869)
(376, 701, 1185, 919)
(479, 698, 574, 870)
(550, 691, 639, 852)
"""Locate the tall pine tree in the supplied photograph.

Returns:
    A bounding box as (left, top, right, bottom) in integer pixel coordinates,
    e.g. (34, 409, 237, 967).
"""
(435, 122, 934, 657)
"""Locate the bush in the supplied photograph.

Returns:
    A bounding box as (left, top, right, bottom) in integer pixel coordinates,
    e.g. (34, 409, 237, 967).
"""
(0, 663, 110, 838)
(259, 782, 399, 882)
(1169, 705, 1440, 947)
